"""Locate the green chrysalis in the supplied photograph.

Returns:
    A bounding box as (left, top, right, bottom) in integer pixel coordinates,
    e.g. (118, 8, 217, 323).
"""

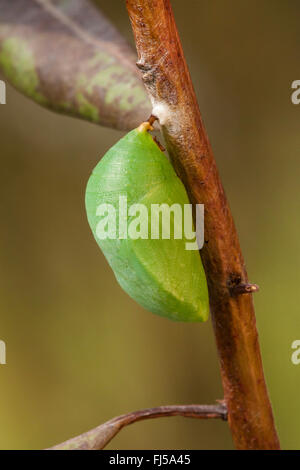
(85, 123, 209, 322)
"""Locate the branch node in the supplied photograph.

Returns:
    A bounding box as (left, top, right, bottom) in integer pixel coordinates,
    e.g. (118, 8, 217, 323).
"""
(230, 283, 260, 296)
(147, 114, 158, 126)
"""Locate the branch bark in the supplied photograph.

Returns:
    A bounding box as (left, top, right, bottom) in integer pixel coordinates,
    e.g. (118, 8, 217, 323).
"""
(49, 404, 227, 450)
(126, 0, 280, 450)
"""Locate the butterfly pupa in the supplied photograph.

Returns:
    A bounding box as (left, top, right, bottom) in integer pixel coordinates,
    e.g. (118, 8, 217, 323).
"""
(85, 123, 209, 322)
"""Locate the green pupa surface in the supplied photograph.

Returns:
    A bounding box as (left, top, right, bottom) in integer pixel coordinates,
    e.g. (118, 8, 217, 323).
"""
(85, 125, 209, 322)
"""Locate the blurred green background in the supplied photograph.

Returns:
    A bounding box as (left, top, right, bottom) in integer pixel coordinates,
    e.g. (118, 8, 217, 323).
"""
(0, 0, 299, 450)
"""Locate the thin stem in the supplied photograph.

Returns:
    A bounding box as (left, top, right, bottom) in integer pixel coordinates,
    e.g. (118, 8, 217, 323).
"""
(49, 404, 227, 450)
(126, 0, 280, 450)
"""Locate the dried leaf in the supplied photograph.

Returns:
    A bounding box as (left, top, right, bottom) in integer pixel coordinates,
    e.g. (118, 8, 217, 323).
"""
(48, 404, 227, 450)
(49, 417, 124, 450)
(0, 0, 151, 130)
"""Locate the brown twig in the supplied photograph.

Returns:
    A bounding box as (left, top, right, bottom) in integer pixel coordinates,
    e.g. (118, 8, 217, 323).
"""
(126, 0, 280, 450)
(49, 404, 227, 450)
(230, 283, 260, 296)
(147, 114, 158, 126)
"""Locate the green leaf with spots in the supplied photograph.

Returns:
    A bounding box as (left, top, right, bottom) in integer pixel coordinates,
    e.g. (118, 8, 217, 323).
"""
(0, 38, 47, 104)
(0, 0, 151, 131)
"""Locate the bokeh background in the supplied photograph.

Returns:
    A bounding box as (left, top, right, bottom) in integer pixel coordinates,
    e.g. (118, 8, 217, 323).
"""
(0, 0, 299, 449)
